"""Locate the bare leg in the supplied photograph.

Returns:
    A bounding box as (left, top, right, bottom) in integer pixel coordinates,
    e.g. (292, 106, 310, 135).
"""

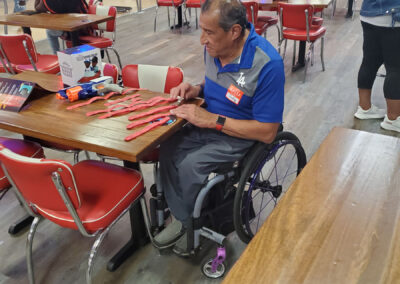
(386, 99, 400, 120)
(358, 88, 372, 110)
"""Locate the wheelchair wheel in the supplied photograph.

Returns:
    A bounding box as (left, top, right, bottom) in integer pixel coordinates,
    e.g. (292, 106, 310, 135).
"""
(233, 131, 307, 243)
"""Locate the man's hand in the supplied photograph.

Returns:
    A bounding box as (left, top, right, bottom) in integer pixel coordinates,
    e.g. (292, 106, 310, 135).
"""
(170, 82, 202, 100)
(170, 104, 217, 129)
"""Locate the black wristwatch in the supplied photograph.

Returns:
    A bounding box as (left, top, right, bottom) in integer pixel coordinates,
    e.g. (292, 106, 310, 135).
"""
(216, 115, 226, 131)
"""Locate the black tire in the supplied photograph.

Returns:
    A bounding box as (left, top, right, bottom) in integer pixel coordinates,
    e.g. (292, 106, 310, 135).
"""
(233, 131, 307, 243)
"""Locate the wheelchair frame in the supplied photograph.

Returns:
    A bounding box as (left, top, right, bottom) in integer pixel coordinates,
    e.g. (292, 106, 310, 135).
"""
(140, 129, 307, 278)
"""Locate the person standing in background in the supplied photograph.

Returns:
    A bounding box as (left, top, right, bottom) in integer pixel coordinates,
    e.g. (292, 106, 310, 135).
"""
(354, 0, 400, 133)
(34, 0, 89, 54)
(14, 0, 26, 13)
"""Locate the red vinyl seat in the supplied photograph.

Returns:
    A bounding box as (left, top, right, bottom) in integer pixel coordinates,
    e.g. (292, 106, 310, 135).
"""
(278, 3, 326, 82)
(0, 145, 144, 284)
(0, 34, 59, 75)
(184, 0, 205, 29)
(242, 2, 269, 36)
(67, 5, 122, 70)
(154, 0, 185, 32)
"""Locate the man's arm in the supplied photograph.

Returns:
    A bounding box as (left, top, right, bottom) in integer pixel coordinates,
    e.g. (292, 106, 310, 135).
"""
(170, 105, 279, 144)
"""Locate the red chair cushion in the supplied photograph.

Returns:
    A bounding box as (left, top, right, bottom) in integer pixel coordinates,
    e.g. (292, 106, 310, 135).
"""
(0, 62, 16, 74)
(282, 26, 326, 42)
(16, 54, 60, 74)
(0, 138, 44, 190)
(36, 160, 144, 233)
(312, 16, 323, 27)
(157, 0, 184, 7)
(257, 14, 278, 26)
(185, 0, 204, 8)
(254, 21, 269, 35)
(79, 35, 113, 49)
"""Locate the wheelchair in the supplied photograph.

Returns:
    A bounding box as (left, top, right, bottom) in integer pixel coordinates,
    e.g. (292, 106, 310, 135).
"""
(139, 126, 307, 278)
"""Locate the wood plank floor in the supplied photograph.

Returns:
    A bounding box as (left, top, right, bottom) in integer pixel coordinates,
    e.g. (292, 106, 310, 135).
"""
(0, 1, 399, 283)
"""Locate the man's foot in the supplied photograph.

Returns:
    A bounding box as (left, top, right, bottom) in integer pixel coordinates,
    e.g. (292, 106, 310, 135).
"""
(172, 232, 191, 257)
(380, 115, 400, 133)
(154, 219, 184, 245)
(354, 104, 385, 120)
(291, 62, 305, 72)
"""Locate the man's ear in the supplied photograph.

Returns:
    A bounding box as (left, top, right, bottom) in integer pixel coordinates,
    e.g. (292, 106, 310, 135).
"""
(231, 24, 243, 40)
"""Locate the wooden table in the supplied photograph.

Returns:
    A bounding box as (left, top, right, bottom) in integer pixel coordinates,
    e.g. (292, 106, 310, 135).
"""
(223, 127, 400, 284)
(254, 0, 332, 9)
(0, 13, 114, 46)
(4, 72, 200, 270)
(4, 72, 198, 162)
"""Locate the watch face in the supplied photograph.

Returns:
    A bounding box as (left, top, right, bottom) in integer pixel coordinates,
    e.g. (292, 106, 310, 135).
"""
(216, 115, 226, 131)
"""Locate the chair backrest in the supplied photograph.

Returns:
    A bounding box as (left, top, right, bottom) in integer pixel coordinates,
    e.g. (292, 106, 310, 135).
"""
(102, 62, 119, 83)
(0, 34, 38, 65)
(122, 64, 184, 94)
(242, 1, 259, 24)
(0, 138, 44, 190)
(88, 5, 117, 33)
(278, 3, 314, 30)
(0, 146, 82, 214)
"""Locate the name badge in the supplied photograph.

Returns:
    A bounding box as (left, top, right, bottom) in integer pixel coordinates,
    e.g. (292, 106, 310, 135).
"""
(225, 84, 244, 105)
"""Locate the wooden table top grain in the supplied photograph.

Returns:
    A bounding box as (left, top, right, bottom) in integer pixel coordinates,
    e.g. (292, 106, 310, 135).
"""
(0, 13, 114, 32)
(0, 73, 200, 162)
(12, 71, 63, 93)
(247, 0, 332, 9)
(223, 127, 400, 284)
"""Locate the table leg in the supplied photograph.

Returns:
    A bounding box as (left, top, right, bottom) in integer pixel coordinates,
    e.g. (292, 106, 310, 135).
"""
(22, 27, 31, 35)
(346, 0, 353, 18)
(8, 215, 34, 235)
(292, 41, 306, 72)
(107, 161, 149, 272)
(71, 31, 80, 47)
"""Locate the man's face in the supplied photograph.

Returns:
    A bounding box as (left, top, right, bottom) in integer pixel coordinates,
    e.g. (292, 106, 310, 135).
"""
(92, 60, 97, 67)
(199, 10, 234, 59)
(84, 61, 90, 68)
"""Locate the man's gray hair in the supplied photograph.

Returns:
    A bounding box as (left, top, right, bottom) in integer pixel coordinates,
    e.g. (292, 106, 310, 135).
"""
(201, 0, 247, 35)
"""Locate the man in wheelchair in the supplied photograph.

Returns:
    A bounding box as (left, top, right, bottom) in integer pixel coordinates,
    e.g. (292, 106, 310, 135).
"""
(157, 0, 285, 258)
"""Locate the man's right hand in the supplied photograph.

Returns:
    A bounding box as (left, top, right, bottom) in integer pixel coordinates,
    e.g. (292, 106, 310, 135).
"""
(170, 82, 201, 100)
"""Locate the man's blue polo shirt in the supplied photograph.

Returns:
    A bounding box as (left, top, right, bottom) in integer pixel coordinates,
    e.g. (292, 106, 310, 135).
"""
(203, 23, 284, 123)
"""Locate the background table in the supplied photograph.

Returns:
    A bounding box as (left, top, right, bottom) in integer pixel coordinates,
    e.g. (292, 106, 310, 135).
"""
(223, 127, 400, 284)
(0, 13, 114, 46)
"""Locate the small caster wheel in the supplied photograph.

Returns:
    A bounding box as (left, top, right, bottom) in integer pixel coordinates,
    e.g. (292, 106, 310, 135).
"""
(201, 257, 226, 279)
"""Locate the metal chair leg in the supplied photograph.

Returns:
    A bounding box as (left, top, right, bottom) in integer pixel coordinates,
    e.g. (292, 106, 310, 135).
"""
(275, 25, 281, 51)
(282, 39, 287, 60)
(105, 49, 111, 64)
(195, 8, 198, 29)
(84, 151, 90, 160)
(154, 6, 159, 32)
(74, 151, 79, 164)
(303, 42, 312, 83)
(173, 7, 177, 29)
(167, 7, 171, 27)
(110, 48, 123, 71)
(321, 37, 325, 71)
(292, 40, 296, 67)
(86, 229, 109, 284)
(27, 217, 41, 284)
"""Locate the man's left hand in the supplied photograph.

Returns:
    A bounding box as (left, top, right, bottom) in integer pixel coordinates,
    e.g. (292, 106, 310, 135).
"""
(170, 104, 217, 129)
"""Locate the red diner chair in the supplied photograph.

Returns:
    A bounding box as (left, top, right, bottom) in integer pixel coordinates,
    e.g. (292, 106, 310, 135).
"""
(0, 145, 144, 284)
(184, 0, 205, 29)
(69, 5, 123, 71)
(154, 0, 185, 32)
(278, 3, 326, 82)
(102, 62, 119, 83)
(242, 2, 269, 37)
(0, 34, 59, 75)
(256, 5, 281, 46)
(0, 137, 44, 201)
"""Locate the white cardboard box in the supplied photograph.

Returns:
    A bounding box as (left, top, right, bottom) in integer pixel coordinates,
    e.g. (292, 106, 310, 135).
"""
(57, 45, 102, 86)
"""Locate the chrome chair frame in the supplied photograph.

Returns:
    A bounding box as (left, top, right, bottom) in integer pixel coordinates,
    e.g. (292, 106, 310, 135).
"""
(1, 164, 141, 284)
